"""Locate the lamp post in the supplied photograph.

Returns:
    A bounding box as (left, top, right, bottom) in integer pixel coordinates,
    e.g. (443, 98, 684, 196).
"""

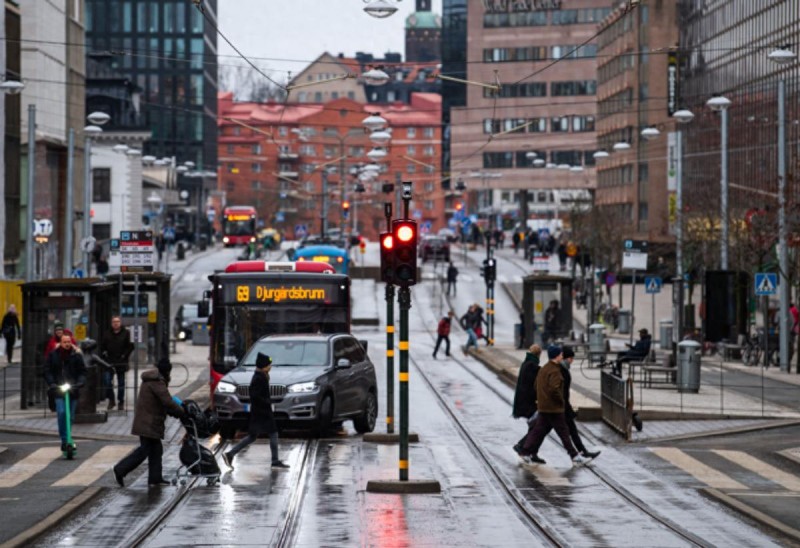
(82, 111, 110, 276)
(768, 46, 795, 372)
(706, 94, 732, 269)
(0, 79, 24, 278)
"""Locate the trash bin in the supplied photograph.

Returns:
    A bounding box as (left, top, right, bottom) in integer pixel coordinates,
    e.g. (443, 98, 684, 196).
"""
(588, 323, 606, 365)
(659, 319, 673, 350)
(677, 340, 701, 393)
(192, 319, 210, 346)
(198, 234, 208, 252)
(617, 309, 631, 334)
(176, 241, 186, 260)
(514, 323, 523, 349)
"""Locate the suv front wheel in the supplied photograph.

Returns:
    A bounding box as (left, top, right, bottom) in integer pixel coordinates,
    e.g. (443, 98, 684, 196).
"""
(353, 391, 377, 433)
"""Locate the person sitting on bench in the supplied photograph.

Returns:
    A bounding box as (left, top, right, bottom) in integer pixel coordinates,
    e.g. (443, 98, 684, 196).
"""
(610, 328, 652, 375)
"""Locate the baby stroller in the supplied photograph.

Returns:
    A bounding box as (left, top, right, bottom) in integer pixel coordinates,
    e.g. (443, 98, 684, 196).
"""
(173, 400, 222, 486)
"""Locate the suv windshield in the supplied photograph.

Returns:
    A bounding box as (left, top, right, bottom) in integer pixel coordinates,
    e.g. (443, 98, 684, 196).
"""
(242, 340, 329, 367)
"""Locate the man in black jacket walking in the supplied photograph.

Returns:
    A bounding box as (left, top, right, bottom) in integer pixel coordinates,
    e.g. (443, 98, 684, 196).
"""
(100, 316, 134, 411)
(512, 344, 541, 455)
(223, 353, 289, 470)
(561, 347, 600, 460)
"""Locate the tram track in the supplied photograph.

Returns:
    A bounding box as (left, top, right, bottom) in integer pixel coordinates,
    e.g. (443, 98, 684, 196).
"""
(125, 438, 317, 548)
(410, 278, 712, 547)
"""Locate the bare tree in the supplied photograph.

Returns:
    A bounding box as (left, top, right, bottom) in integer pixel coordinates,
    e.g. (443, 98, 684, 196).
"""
(219, 60, 286, 102)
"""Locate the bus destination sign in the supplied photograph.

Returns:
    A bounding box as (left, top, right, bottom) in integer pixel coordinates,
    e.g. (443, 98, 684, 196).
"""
(226, 283, 340, 304)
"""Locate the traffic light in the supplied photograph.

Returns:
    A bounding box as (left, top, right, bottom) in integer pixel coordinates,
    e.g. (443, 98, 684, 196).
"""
(391, 219, 417, 287)
(481, 258, 496, 283)
(380, 232, 395, 284)
(342, 201, 350, 219)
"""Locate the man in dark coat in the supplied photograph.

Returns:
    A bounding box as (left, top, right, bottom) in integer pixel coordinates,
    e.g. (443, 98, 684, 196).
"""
(512, 344, 541, 455)
(112, 359, 185, 487)
(446, 262, 459, 297)
(561, 347, 600, 460)
(519, 345, 587, 465)
(44, 335, 86, 451)
(1, 304, 21, 363)
(100, 316, 134, 411)
(610, 328, 653, 375)
(223, 353, 289, 470)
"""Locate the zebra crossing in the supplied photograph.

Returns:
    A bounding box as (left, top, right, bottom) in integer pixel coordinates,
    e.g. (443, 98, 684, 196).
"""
(649, 447, 800, 492)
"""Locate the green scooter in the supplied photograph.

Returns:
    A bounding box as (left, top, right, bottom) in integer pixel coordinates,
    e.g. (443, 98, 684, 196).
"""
(60, 383, 77, 460)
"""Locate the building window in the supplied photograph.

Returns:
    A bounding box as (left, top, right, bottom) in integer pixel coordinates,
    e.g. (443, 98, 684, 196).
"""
(92, 223, 111, 241)
(279, 127, 288, 137)
(407, 127, 416, 138)
(348, 146, 364, 157)
(551, 116, 570, 132)
(299, 145, 317, 156)
(424, 182, 435, 192)
(551, 80, 596, 96)
(314, 92, 322, 102)
(483, 152, 514, 169)
(485, 82, 547, 98)
(279, 163, 293, 173)
(551, 150, 582, 166)
(515, 151, 546, 168)
(347, 91, 355, 99)
(423, 127, 435, 138)
(423, 146, 434, 156)
(406, 164, 416, 173)
(407, 145, 416, 155)
(424, 165, 435, 174)
(93, 168, 111, 202)
(226, 144, 234, 154)
(424, 200, 434, 210)
(233, 126, 241, 136)
(252, 144, 262, 154)
(252, 163, 262, 173)
(252, 181, 262, 190)
(572, 116, 595, 132)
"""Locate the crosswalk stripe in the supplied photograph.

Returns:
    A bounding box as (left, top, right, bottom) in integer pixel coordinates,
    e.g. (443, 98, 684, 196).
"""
(713, 450, 800, 491)
(0, 447, 62, 488)
(52, 445, 134, 487)
(650, 447, 747, 490)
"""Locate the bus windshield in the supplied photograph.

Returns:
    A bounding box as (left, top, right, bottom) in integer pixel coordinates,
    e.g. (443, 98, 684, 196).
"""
(223, 218, 255, 236)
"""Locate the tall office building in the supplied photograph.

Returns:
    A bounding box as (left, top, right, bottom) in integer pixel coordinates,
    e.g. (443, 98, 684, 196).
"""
(85, 0, 218, 174)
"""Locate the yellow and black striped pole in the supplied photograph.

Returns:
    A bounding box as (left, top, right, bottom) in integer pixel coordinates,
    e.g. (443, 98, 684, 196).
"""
(385, 284, 395, 434)
(398, 286, 411, 481)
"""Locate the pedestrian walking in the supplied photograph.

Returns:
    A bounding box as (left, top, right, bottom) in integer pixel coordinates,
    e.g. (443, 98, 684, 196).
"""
(223, 353, 289, 470)
(512, 344, 541, 454)
(790, 302, 799, 366)
(541, 300, 560, 346)
(561, 347, 600, 460)
(44, 335, 86, 452)
(446, 262, 459, 297)
(460, 304, 480, 354)
(474, 304, 490, 346)
(518, 345, 587, 465)
(433, 311, 454, 359)
(100, 316, 134, 411)
(1, 304, 21, 364)
(112, 359, 186, 487)
(512, 231, 520, 254)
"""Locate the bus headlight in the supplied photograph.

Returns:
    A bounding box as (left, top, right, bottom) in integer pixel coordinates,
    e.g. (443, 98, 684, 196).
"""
(287, 382, 317, 394)
(250, 237, 256, 242)
(223, 236, 230, 243)
(216, 381, 236, 394)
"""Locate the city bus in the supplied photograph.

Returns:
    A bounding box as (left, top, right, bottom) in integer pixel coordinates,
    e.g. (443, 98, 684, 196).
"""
(294, 244, 350, 275)
(222, 205, 257, 246)
(206, 260, 351, 390)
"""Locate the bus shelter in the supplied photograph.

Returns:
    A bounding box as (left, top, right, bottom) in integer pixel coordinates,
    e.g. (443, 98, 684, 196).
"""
(521, 274, 573, 348)
(21, 278, 117, 414)
(106, 273, 172, 368)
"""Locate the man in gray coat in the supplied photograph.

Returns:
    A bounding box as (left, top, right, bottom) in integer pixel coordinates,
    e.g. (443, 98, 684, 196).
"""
(112, 359, 185, 487)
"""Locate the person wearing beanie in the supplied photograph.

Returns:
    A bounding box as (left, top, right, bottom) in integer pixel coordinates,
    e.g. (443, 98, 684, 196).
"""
(560, 347, 600, 460)
(519, 345, 588, 466)
(44, 321, 77, 360)
(112, 357, 186, 488)
(223, 352, 289, 470)
(512, 344, 542, 456)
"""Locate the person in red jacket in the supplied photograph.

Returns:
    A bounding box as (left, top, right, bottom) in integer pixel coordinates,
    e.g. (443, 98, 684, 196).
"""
(433, 311, 455, 359)
(44, 321, 77, 360)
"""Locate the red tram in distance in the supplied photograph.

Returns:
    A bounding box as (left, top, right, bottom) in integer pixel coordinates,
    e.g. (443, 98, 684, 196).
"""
(206, 260, 350, 391)
(221, 205, 257, 246)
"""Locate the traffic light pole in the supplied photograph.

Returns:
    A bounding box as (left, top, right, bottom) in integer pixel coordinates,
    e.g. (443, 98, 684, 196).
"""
(486, 244, 495, 346)
(384, 202, 394, 435)
(398, 285, 410, 481)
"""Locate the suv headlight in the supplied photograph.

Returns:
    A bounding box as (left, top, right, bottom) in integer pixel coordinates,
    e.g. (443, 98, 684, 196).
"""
(216, 381, 236, 394)
(287, 381, 318, 394)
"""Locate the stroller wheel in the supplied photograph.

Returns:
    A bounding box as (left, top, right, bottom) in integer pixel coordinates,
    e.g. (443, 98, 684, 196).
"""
(180, 479, 187, 486)
(171, 478, 178, 486)
(206, 477, 217, 486)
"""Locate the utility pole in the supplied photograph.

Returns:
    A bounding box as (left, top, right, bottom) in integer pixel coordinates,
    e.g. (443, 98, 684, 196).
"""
(25, 104, 36, 282)
(321, 169, 329, 238)
(63, 128, 75, 277)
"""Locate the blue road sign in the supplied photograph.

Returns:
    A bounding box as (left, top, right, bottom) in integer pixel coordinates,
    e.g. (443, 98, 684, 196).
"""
(755, 272, 778, 296)
(71, 269, 84, 279)
(294, 224, 308, 238)
(644, 276, 662, 294)
(275, 211, 285, 223)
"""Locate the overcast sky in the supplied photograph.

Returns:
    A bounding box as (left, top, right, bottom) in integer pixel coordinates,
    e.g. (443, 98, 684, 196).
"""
(217, 0, 443, 85)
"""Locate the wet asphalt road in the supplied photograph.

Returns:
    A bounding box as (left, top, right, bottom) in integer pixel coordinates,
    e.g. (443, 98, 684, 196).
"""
(26, 249, 791, 546)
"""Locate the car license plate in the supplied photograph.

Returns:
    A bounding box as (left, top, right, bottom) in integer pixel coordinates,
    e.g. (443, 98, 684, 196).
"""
(243, 403, 250, 412)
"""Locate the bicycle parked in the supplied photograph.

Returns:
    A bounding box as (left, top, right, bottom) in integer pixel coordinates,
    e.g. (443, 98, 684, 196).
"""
(740, 331, 777, 368)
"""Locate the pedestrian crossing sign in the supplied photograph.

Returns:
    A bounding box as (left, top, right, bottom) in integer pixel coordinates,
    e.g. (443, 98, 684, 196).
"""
(644, 276, 662, 294)
(754, 272, 777, 296)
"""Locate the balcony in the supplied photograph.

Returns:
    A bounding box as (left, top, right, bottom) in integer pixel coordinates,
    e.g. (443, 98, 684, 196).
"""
(278, 150, 299, 161)
(278, 170, 299, 178)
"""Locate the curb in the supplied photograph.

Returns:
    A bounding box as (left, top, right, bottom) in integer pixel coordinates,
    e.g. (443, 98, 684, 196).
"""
(644, 419, 800, 444)
(701, 487, 800, 544)
(0, 424, 137, 443)
(0, 486, 104, 548)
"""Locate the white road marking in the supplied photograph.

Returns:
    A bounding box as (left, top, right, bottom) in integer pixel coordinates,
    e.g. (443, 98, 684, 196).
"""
(0, 447, 61, 488)
(713, 450, 800, 491)
(52, 445, 134, 487)
(650, 447, 746, 490)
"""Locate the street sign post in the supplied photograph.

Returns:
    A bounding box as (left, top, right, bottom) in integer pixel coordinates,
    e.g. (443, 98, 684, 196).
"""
(754, 272, 778, 368)
(622, 240, 650, 345)
(645, 276, 662, 344)
(119, 230, 154, 273)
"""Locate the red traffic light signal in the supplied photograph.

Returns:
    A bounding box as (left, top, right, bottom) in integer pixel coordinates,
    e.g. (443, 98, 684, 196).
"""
(380, 231, 395, 284)
(342, 201, 350, 210)
(391, 219, 417, 287)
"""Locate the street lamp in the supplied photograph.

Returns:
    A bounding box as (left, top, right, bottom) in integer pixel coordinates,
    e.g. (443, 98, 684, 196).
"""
(706, 94, 731, 269)
(769, 46, 796, 372)
(612, 141, 631, 151)
(640, 126, 661, 140)
(593, 150, 610, 160)
(0, 79, 24, 280)
(362, 113, 388, 131)
(82, 112, 110, 276)
(362, 68, 390, 86)
(363, 0, 400, 18)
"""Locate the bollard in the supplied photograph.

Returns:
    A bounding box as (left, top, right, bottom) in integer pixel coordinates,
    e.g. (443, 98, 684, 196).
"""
(589, 323, 606, 366)
(659, 319, 673, 350)
(677, 340, 701, 393)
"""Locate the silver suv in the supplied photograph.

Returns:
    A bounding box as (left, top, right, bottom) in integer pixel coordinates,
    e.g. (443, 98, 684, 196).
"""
(213, 334, 378, 437)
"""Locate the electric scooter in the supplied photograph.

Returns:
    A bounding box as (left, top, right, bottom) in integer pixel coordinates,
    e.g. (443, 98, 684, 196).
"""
(60, 383, 77, 460)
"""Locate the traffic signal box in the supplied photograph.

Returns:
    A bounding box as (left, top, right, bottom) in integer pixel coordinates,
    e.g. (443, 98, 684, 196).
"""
(481, 258, 496, 283)
(380, 232, 395, 284)
(391, 219, 418, 287)
(342, 201, 350, 219)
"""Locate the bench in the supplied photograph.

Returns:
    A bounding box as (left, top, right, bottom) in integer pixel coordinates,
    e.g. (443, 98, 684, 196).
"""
(642, 365, 676, 388)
